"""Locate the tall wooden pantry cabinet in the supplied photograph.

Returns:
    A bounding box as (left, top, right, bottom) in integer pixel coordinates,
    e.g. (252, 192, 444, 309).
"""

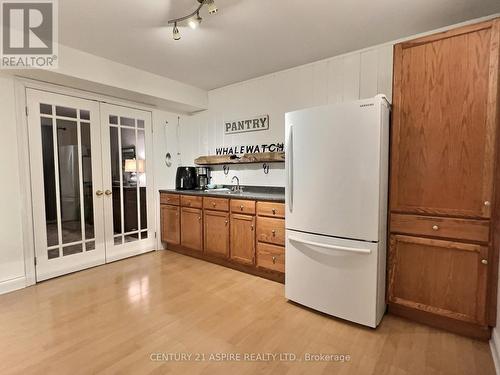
(388, 19, 500, 339)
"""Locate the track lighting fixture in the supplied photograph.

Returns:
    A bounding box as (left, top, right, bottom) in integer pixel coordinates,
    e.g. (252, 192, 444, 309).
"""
(168, 0, 218, 40)
(206, 0, 218, 14)
(188, 12, 202, 29)
(173, 23, 181, 40)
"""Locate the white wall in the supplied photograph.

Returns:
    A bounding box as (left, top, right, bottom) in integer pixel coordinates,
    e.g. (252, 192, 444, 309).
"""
(183, 44, 393, 187)
(0, 73, 27, 292)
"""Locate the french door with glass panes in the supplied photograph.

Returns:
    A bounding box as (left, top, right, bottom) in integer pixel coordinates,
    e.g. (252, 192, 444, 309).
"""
(27, 89, 105, 280)
(27, 89, 155, 281)
(100, 103, 155, 262)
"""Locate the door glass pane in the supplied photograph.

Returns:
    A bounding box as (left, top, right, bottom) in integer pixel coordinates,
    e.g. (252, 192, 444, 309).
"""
(137, 130, 147, 230)
(121, 127, 138, 233)
(81, 123, 94, 241)
(48, 248, 59, 259)
(40, 103, 52, 115)
(110, 127, 122, 236)
(57, 119, 82, 244)
(86, 241, 95, 251)
(41, 117, 58, 247)
(141, 231, 148, 239)
(80, 110, 90, 120)
(62, 243, 83, 256)
(120, 116, 135, 127)
(125, 233, 139, 243)
(56, 106, 77, 118)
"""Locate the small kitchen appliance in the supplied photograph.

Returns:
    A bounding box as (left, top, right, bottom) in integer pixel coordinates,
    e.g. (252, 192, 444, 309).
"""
(195, 167, 211, 190)
(175, 167, 197, 190)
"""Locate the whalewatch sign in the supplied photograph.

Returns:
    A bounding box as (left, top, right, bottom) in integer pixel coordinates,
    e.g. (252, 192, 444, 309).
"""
(224, 114, 269, 135)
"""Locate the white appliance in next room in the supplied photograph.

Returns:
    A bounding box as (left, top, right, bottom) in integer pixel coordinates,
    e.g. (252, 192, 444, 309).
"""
(285, 95, 390, 328)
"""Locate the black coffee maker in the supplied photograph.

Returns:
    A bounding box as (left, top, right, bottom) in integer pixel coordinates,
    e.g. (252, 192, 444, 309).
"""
(175, 167, 197, 190)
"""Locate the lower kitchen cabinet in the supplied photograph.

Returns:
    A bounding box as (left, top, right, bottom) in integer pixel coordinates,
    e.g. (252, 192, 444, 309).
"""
(161, 205, 180, 245)
(230, 213, 256, 265)
(181, 207, 203, 251)
(204, 210, 229, 258)
(160, 193, 284, 282)
(388, 235, 488, 325)
(257, 242, 285, 273)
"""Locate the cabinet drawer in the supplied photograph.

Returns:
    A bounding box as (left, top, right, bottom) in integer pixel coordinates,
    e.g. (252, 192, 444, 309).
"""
(203, 197, 229, 212)
(257, 243, 285, 273)
(160, 193, 180, 206)
(181, 195, 203, 208)
(231, 199, 256, 215)
(256, 216, 285, 246)
(257, 201, 285, 218)
(390, 214, 489, 243)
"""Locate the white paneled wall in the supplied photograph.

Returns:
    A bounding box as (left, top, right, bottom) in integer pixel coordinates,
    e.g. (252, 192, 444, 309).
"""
(0, 74, 27, 292)
(182, 44, 394, 187)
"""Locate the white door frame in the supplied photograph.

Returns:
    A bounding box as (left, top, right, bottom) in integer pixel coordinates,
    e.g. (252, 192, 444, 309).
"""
(14, 77, 159, 286)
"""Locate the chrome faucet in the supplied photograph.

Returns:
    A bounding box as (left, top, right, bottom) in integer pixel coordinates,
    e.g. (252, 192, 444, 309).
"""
(231, 176, 241, 192)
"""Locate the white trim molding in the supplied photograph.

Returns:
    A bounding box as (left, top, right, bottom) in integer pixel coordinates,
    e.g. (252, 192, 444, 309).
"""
(491, 328, 500, 375)
(0, 276, 27, 295)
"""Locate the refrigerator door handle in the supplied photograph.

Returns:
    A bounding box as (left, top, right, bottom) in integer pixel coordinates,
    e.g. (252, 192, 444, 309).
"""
(289, 236, 372, 254)
(287, 125, 293, 212)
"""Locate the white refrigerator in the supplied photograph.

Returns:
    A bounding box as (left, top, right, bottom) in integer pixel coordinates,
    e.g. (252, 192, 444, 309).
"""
(285, 95, 390, 328)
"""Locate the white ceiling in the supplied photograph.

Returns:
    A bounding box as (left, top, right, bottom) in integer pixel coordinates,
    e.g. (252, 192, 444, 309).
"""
(60, 0, 500, 90)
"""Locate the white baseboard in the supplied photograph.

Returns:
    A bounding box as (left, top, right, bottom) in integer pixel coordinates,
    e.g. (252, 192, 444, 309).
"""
(0, 276, 26, 295)
(491, 328, 500, 375)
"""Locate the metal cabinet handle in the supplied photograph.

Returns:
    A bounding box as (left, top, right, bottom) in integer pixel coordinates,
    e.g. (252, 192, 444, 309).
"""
(482, 259, 488, 265)
(198, 216, 201, 221)
(225, 220, 228, 225)
(432, 225, 439, 231)
(212, 202, 216, 207)
(240, 205, 244, 210)
(250, 224, 254, 231)
(272, 230, 276, 236)
(272, 208, 276, 215)
(272, 256, 277, 264)
(485, 201, 491, 207)
(105, 190, 112, 196)
(96, 190, 103, 196)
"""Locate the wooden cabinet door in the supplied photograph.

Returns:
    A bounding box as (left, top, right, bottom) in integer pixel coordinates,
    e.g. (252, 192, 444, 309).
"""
(204, 210, 229, 258)
(388, 235, 488, 325)
(161, 205, 180, 245)
(180, 207, 203, 251)
(230, 214, 255, 265)
(391, 20, 499, 218)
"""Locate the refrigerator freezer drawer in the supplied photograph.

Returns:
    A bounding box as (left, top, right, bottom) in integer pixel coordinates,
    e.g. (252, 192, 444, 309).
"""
(285, 230, 386, 328)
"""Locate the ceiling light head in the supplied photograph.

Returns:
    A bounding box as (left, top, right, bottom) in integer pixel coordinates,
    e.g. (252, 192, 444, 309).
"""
(188, 12, 202, 29)
(173, 23, 181, 40)
(206, 0, 218, 14)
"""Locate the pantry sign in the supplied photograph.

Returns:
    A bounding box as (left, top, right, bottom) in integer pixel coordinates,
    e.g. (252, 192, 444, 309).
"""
(224, 114, 269, 135)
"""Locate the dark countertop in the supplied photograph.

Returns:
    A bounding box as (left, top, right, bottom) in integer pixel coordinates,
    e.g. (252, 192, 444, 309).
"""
(160, 186, 285, 203)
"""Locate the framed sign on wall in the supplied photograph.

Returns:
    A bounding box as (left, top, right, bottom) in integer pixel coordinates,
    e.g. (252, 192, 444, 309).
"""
(224, 114, 269, 135)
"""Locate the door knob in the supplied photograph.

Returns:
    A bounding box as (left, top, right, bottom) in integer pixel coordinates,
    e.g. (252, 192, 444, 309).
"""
(432, 225, 439, 231)
(482, 259, 488, 265)
(96, 190, 103, 196)
(105, 190, 112, 196)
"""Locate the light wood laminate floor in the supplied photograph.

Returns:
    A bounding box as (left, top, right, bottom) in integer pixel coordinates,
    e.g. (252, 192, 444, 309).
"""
(0, 251, 494, 375)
